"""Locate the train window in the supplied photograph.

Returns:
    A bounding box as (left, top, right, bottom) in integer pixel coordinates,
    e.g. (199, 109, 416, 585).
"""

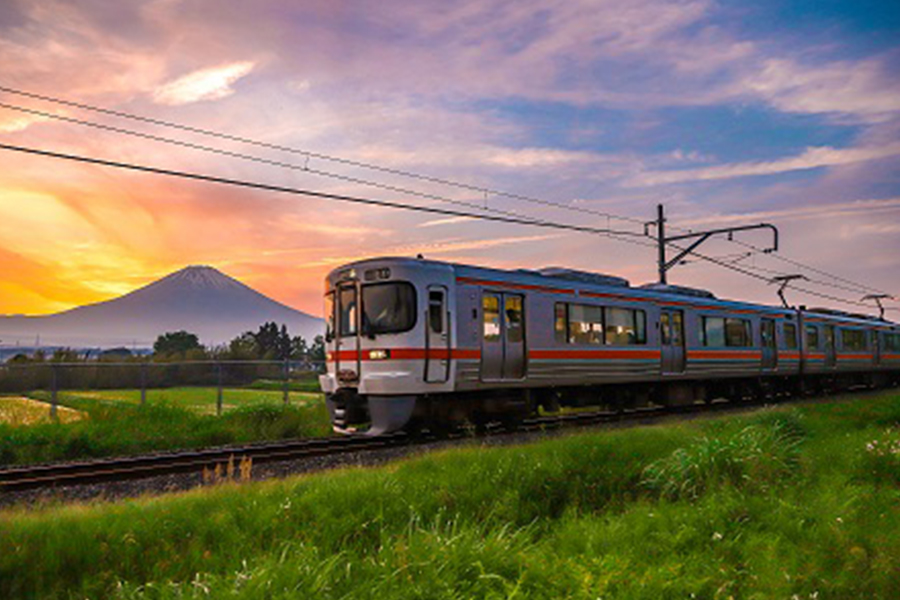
(784, 323, 798, 349)
(725, 319, 752, 347)
(841, 329, 867, 351)
(886, 333, 900, 352)
(568, 304, 604, 345)
(761, 320, 776, 348)
(361, 282, 417, 335)
(670, 312, 682, 345)
(505, 296, 524, 343)
(338, 286, 357, 337)
(428, 291, 443, 334)
(554, 303, 568, 344)
(324, 292, 335, 341)
(702, 317, 726, 347)
(806, 325, 820, 350)
(605, 308, 647, 345)
(483, 295, 501, 342)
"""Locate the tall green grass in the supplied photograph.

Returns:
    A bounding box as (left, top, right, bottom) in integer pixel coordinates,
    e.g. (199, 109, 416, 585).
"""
(0, 400, 330, 466)
(2, 390, 899, 599)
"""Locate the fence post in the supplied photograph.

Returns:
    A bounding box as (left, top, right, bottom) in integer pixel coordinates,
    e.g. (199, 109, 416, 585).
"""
(140, 362, 147, 406)
(283, 359, 290, 406)
(50, 363, 58, 420)
(216, 362, 223, 416)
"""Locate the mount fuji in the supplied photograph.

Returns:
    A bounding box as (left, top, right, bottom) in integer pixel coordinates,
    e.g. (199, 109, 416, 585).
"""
(0, 266, 323, 349)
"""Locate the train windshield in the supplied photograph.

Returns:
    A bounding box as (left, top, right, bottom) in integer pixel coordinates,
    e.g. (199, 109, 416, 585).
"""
(362, 282, 417, 335)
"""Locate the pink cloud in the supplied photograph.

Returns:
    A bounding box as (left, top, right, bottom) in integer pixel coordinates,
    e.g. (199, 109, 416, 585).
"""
(152, 61, 255, 105)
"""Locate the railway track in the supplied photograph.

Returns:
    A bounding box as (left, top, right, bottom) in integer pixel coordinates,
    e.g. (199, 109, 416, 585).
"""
(0, 395, 785, 494)
(0, 433, 405, 493)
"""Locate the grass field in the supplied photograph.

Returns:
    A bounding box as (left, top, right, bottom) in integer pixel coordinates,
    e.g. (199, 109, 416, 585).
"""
(0, 386, 330, 466)
(0, 397, 87, 426)
(2, 389, 899, 599)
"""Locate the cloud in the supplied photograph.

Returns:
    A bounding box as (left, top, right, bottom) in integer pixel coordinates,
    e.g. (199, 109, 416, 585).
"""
(0, 110, 53, 133)
(625, 143, 900, 187)
(152, 61, 255, 105)
(742, 58, 900, 123)
(417, 216, 476, 228)
(678, 197, 900, 228)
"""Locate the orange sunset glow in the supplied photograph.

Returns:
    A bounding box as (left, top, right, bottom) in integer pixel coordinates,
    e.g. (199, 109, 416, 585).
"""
(1, 0, 898, 324)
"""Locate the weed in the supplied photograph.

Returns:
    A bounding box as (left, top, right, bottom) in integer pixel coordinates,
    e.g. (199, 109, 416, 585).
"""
(641, 420, 803, 500)
(857, 426, 900, 486)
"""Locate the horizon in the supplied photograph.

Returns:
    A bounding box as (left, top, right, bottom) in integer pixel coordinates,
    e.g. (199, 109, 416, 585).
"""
(1, 1, 898, 319)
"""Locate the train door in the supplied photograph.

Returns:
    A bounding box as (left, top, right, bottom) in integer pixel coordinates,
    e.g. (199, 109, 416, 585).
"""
(480, 292, 526, 380)
(336, 283, 360, 377)
(824, 325, 837, 368)
(504, 294, 526, 379)
(761, 318, 778, 370)
(660, 309, 685, 374)
(425, 286, 450, 382)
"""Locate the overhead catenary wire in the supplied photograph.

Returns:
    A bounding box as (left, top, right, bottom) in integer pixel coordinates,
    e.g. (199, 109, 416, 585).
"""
(1, 141, 890, 314)
(0, 100, 881, 299)
(726, 237, 893, 297)
(677, 246, 883, 310)
(0, 142, 649, 239)
(1, 86, 890, 302)
(0, 101, 651, 240)
(0, 88, 893, 311)
(0, 85, 647, 226)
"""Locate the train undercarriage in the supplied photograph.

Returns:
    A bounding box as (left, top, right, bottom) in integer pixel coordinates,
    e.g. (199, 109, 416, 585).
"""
(327, 370, 900, 436)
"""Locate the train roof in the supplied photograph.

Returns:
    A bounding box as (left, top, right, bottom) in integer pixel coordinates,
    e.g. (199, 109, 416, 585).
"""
(331, 256, 896, 327)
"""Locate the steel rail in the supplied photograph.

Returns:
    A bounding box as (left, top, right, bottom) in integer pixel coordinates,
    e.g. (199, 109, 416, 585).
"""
(0, 433, 405, 492)
(0, 393, 807, 494)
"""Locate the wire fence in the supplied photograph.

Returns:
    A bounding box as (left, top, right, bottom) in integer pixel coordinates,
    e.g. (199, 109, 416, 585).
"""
(0, 360, 326, 418)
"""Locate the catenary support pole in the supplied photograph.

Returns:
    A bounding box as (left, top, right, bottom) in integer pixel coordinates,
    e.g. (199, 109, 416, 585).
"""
(657, 204, 667, 284)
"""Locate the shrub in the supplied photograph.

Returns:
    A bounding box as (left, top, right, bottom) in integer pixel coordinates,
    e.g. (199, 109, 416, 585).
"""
(641, 421, 803, 500)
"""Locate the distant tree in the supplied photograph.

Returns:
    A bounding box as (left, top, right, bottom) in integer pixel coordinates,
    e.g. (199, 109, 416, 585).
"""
(225, 323, 295, 361)
(228, 332, 258, 360)
(51, 348, 81, 362)
(276, 324, 292, 360)
(290, 335, 309, 361)
(309, 335, 325, 370)
(8, 353, 30, 364)
(153, 331, 202, 356)
(100, 347, 133, 360)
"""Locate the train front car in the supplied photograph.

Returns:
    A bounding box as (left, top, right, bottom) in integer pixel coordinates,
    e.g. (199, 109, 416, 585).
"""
(320, 258, 455, 435)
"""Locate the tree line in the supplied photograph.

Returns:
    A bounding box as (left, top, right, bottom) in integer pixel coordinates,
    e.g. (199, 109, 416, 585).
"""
(5, 322, 325, 366)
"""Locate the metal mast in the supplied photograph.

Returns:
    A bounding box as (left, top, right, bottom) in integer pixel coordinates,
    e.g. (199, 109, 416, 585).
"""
(647, 203, 779, 284)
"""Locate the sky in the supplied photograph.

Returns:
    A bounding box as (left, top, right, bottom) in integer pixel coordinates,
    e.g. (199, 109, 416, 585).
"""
(0, 0, 898, 320)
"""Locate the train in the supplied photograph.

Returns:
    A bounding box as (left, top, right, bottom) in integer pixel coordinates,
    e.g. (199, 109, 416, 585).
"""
(319, 256, 900, 435)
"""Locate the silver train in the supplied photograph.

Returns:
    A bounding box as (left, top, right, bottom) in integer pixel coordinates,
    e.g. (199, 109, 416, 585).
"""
(319, 257, 900, 434)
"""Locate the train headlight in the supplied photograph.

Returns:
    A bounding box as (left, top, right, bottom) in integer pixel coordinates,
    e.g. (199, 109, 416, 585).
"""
(368, 349, 391, 360)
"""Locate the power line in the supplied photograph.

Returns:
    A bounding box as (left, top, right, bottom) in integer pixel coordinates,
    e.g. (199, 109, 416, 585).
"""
(3, 85, 890, 301)
(727, 237, 893, 296)
(0, 142, 648, 239)
(2, 141, 888, 315)
(678, 246, 883, 310)
(1, 88, 892, 309)
(0, 85, 647, 226)
(0, 101, 650, 240)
